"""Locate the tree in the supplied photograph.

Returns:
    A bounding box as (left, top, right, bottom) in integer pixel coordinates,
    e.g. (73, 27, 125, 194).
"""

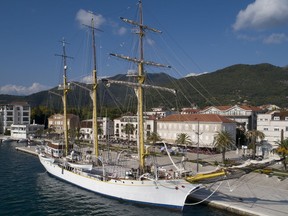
(245, 130, 265, 159)
(45, 127, 55, 139)
(214, 130, 235, 164)
(146, 132, 162, 154)
(275, 139, 288, 171)
(124, 123, 135, 141)
(147, 132, 161, 145)
(175, 133, 192, 146)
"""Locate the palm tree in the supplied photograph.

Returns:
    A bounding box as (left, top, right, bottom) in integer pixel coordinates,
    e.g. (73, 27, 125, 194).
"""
(175, 133, 192, 146)
(245, 130, 265, 159)
(214, 130, 235, 164)
(147, 132, 161, 145)
(275, 139, 288, 171)
(124, 123, 135, 141)
(146, 132, 162, 154)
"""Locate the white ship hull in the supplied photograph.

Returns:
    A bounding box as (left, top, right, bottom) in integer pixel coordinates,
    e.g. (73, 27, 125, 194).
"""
(39, 154, 200, 210)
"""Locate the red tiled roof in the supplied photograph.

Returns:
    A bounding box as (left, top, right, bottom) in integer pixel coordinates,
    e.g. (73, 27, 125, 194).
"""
(238, 105, 262, 111)
(158, 114, 235, 123)
(202, 105, 262, 112)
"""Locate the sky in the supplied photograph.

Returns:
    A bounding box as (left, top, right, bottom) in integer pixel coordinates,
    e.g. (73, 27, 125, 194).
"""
(1, 0, 288, 95)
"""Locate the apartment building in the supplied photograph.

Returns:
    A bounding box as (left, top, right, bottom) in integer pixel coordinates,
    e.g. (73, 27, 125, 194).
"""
(48, 114, 79, 134)
(200, 105, 263, 131)
(157, 113, 236, 148)
(0, 102, 30, 134)
(114, 115, 156, 141)
(80, 117, 114, 140)
(257, 110, 288, 148)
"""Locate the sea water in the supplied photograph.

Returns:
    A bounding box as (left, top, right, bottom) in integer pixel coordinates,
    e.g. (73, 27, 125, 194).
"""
(0, 142, 229, 216)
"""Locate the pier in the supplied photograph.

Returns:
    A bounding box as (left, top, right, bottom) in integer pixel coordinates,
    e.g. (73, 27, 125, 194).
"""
(15, 146, 38, 156)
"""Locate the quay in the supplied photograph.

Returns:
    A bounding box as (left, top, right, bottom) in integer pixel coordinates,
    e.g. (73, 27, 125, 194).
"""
(14, 144, 288, 216)
(15, 146, 38, 156)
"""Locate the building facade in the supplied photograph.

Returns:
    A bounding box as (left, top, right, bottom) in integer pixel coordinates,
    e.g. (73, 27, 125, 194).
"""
(80, 117, 114, 140)
(200, 105, 263, 131)
(114, 115, 156, 141)
(10, 123, 45, 139)
(0, 102, 30, 134)
(48, 114, 80, 134)
(157, 114, 236, 148)
(257, 110, 288, 148)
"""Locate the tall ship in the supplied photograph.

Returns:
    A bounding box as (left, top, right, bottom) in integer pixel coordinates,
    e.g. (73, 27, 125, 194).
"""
(38, 1, 203, 210)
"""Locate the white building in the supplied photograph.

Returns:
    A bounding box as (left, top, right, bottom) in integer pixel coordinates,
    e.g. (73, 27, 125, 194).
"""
(157, 114, 236, 148)
(80, 117, 114, 141)
(114, 115, 156, 141)
(200, 105, 263, 131)
(0, 102, 31, 134)
(257, 110, 288, 148)
(10, 123, 45, 139)
(143, 107, 175, 120)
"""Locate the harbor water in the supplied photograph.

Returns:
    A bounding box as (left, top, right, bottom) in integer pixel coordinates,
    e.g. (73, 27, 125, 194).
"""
(0, 142, 229, 216)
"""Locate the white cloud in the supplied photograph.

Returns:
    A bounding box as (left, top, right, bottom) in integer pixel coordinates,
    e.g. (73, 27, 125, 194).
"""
(80, 75, 93, 84)
(263, 33, 288, 44)
(185, 72, 208, 77)
(117, 27, 127, 35)
(75, 9, 106, 28)
(233, 0, 288, 31)
(80, 75, 109, 84)
(146, 38, 155, 46)
(0, 83, 51, 96)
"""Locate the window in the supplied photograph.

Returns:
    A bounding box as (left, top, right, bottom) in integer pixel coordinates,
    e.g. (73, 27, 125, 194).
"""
(264, 128, 268, 131)
(274, 127, 280, 131)
(274, 116, 280, 120)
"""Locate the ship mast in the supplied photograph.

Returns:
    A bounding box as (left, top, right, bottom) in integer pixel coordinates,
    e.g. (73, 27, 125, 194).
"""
(110, 0, 170, 173)
(91, 17, 99, 158)
(56, 39, 72, 156)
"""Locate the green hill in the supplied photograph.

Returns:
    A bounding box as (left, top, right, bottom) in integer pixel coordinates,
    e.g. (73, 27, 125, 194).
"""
(1, 63, 288, 112)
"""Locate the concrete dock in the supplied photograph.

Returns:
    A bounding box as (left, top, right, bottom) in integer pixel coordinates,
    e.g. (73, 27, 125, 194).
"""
(15, 146, 38, 156)
(15, 145, 288, 216)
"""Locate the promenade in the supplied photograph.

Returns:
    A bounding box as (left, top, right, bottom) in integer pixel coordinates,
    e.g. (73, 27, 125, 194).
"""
(14, 144, 288, 216)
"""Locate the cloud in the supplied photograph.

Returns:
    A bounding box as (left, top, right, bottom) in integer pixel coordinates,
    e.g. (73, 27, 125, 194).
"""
(0, 83, 51, 96)
(146, 38, 155, 46)
(80, 75, 93, 84)
(263, 33, 288, 44)
(80, 75, 109, 84)
(75, 9, 106, 28)
(233, 0, 288, 31)
(117, 27, 127, 35)
(185, 72, 208, 77)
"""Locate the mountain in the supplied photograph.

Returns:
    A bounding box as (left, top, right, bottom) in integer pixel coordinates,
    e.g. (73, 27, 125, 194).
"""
(176, 63, 288, 107)
(1, 63, 288, 110)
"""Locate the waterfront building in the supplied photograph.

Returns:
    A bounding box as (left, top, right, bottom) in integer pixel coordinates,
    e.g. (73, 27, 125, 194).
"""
(0, 102, 31, 134)
(80, 117, 114, 140)
(48, 114, 79, 134)
(257, 110, 288, 148)
(114, 115, 156, 141)
(157, 113, 236, 148)
(10, 123, 44, 139)
(200, 105, 263, 131)
(143, 107, 175, 120)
